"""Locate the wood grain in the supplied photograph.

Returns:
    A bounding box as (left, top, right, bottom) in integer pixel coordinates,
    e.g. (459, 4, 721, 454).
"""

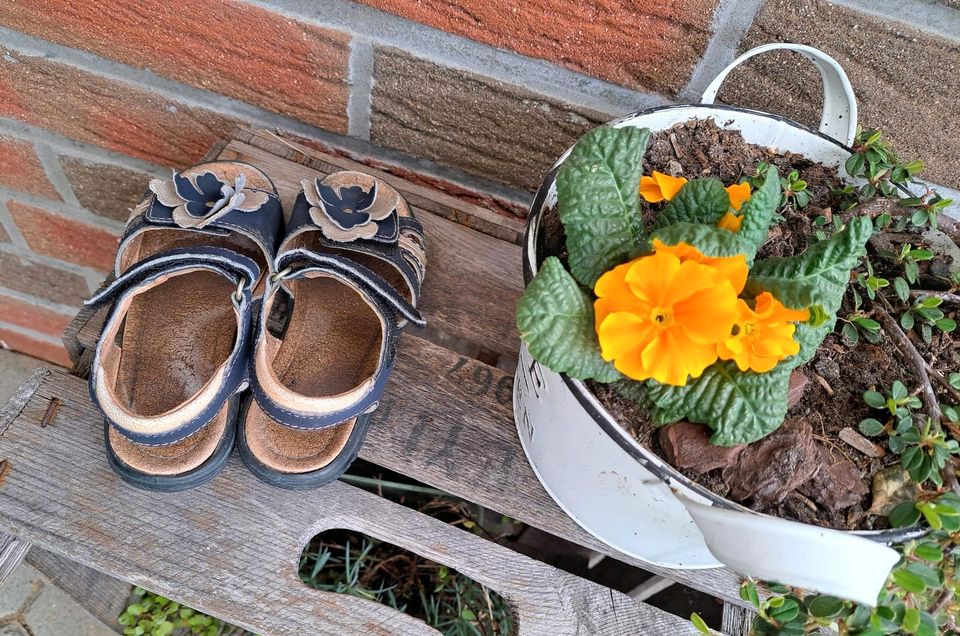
(225, 129, 526, 245)
(721, 602, 755, 636)
(0, 370, 706, 635)
(0, 531, 31, 586)
(26, 547, 130, 630)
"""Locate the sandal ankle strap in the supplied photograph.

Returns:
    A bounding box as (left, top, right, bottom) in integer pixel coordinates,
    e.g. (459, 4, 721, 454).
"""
(88, 246, 259, 447)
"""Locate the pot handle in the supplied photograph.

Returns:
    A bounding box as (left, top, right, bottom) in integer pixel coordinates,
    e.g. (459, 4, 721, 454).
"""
(700, 43, 858, 147)
(674, 492, 899, 607)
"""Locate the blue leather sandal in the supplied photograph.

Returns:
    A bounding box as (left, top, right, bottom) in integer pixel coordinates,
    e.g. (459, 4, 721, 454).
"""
(238, 171, 426, 490)
(86, 161, 282, 491)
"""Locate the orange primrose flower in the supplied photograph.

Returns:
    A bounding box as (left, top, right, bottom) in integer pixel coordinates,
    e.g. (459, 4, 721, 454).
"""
(639, 171, 687, 203)
(651, 239, 748, 294)
(717, 182, 752, 232)
(726, 182, 751, 211)
(717, 292, 810, 373)
(594, 246, 744, 386)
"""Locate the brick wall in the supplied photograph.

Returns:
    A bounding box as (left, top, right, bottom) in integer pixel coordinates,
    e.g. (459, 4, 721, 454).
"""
(0, 0, 958, 366)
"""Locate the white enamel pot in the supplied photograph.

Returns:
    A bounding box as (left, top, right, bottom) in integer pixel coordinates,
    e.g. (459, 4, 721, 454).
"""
(513, 44, 926, 606)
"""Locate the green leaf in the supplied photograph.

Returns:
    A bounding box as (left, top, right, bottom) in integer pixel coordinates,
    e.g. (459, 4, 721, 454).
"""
(854, 317, 881, 332)
(690, 612, 710, 634)
(737, 165, 781, 250)
(613, 379, 649, 407)
(901, 311, 915, 330)
(650, 222, 754, 260)
(647, 362, 792, 445)
(889, 501, 921, 527)
(902, 607, 921, 633)
(745, 216, 872, 314)
(892, 380, 908, 400)
(859, 418, 884, 436)
(740, 580, 761, 608)
(556, 125, 651, 286)
(864, 390, 887, 409)
(904, 562, 941, 587)
(769, 598, 801, 624)
(913, 543, 943, 562)
(841, 321, 859, 345)
(806, 595, 845, 618)
(516, 257, 621, 382)
(892, 569, 927, 594)
(893, 277, 910, 301)
(936, 318, 956, 332)
(845, 153, 865, 176)
(655, 178, 730, 229)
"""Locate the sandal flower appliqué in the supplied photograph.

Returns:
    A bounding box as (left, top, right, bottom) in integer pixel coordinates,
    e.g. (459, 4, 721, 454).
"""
(302, 175, 399, 243)
(149, 171, 270, 229)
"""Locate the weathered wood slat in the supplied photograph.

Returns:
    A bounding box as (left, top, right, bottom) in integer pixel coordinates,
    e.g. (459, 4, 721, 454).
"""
(26, 548, 130, 630)
(722, 602, 755, 636)
(0, 370, 706, 636)
(225, 129, 526, 245)
(0, 531, 31, 586)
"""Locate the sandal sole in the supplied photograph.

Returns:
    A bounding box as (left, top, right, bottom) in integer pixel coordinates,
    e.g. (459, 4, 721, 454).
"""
(236, 397, 371, 491)
(104, 396, 239, 492)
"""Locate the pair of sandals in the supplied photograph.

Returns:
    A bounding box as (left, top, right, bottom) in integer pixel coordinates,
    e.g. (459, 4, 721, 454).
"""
(85, 161, 426, 491)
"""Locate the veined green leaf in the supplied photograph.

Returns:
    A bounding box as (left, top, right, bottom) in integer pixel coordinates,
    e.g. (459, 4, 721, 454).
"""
(745, 216, 873, 314)
(650, 222, 753, 261)
(556, 126, 650, 286)
(654, 178, 730, 229)
(737, 165, 781, 250)
(647, 362, 792, 446)
(516, 257, 621, 382)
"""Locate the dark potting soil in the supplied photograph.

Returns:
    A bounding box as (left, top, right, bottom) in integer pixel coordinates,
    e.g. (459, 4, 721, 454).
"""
(579, 118, 958, 531)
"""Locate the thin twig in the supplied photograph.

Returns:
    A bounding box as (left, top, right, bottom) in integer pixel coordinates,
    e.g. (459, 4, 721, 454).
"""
(929, 587, 954, 616)
(872, 307, 941, 423)
(924, 361, 960, 403)
(910, 290, 960, 305)
(943, 460, 960, 496)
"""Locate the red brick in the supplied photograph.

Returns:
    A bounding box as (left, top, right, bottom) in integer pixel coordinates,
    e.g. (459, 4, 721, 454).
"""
(0, 0, 350, 133)
(0, 135, 60, 200)
(0, 327, 70, 367)
(0, 293, 72, 337)
(0, 251, 90, 306)
(7, 201, 118, 272)
(353, 0, 717, 94)
(0, 49, 239, 169)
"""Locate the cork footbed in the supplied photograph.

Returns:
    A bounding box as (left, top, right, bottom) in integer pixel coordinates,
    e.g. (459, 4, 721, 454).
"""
(244, 275, 383, 474)
(107, 270, 237, 474)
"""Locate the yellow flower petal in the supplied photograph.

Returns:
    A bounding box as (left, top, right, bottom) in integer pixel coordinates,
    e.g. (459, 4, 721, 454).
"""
(717, 211, 743, 232)
(725, 182, 752, 211)
(639, 175, 665, 203)
(639, 172, 687, 203)
(716, 293, 808, 373)
(651, 239, 748, 294)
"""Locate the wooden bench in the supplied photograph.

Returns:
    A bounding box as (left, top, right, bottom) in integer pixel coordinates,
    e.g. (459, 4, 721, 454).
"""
(0, 129, 755, 635)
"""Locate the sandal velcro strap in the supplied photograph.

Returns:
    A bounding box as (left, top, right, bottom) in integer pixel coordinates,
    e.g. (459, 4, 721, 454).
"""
(115, 162, 283, 283)
(274, 248, 425, 327)
(281, 172, 426, 305)
(88, 246, 259, 446)
(87, 246, 259, 310)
